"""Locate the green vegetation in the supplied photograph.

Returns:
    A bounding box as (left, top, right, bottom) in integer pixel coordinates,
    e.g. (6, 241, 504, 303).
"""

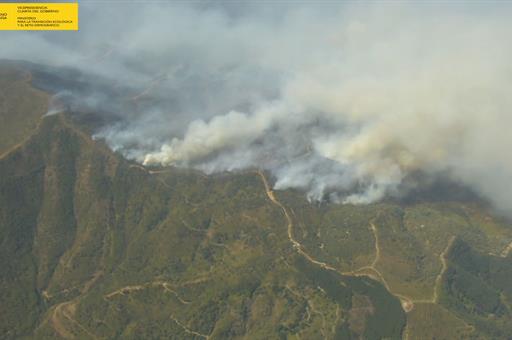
(0, 110, 405, 339)
(439, 239, 512, 339)
(1, 62, 511, 339)
(406, 303, 474, 339)
(0, 63, 49, 155)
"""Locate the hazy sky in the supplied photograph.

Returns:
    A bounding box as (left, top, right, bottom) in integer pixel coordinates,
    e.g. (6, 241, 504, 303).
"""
(2, 1, 512, 212)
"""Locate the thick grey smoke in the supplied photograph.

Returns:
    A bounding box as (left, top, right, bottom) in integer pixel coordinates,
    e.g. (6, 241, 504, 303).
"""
(2, 2, 512, 211)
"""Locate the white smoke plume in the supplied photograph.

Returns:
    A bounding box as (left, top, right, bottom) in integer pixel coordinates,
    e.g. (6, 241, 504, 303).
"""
(1, 2, 512, 211)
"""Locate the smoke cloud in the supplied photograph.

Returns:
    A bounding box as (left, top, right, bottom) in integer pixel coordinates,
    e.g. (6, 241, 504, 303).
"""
(1, 2, 512, 211)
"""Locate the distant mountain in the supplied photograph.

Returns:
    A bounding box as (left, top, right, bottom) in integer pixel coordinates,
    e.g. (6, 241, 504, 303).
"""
(1, 62, 511, 339)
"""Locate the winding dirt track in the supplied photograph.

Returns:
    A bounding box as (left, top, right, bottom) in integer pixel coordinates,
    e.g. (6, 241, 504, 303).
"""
(104, 281, 191, 305)
(0, 140, 29, 161)
(51, 300, 98, 339)
(47, 267, 103, 338)
(0, 112, 45, 161)
(100, 276, 212, 338)
(0, 71, 480, 338)
(170, 315, 210, 339)
(500, 241, 512, 258)
(433, 236, 456, 303)
(369, 223, 380, 267)
(257, 171, 416, 308)
(256, 170, 461, 315)
(258, 171, 340, 272)
(256, 171, 479, 339)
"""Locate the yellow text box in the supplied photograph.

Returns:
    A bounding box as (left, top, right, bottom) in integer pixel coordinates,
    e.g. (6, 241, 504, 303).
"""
(0, 2, 78, 30)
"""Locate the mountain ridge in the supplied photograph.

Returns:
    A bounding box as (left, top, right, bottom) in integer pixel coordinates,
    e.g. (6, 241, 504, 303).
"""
(1, 62, 512, 339)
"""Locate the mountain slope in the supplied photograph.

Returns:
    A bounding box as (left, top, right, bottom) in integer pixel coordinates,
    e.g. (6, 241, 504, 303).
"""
(1, 62, 511, 339)
(1, 112, 406, 339)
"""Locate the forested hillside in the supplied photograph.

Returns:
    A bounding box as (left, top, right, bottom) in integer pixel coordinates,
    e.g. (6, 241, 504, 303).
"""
(1, 62, 511, 339)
